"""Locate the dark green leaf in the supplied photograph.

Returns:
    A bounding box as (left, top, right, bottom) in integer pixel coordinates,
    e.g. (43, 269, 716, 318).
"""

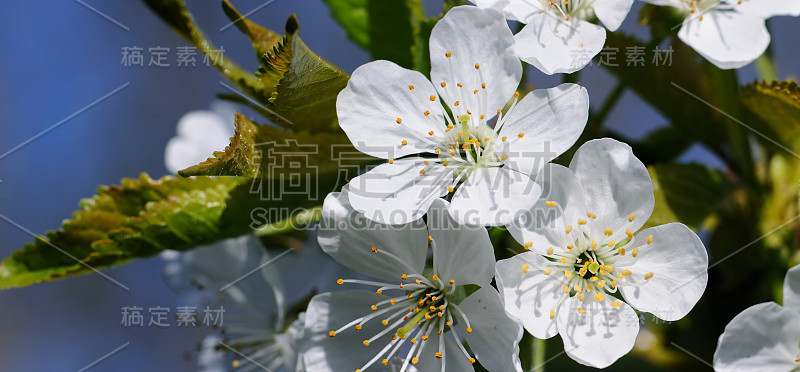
(321, 0, 427, 69)
(740, 80, 800, 146)
(646, 163, 729, 229)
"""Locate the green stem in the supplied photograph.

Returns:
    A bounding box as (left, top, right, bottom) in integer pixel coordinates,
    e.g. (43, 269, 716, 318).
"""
(532, 337, 546, 372)
(254, 205, 323, 236)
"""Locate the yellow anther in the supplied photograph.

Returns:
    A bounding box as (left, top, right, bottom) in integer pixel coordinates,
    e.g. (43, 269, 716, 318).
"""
(355, 325, 363, 330)
(449, 279, 455, 285)
(420, 170, 426, 175)
(594, 292, 605, 302)
(646, 235, 653, 244)
(396, 118, 402, 124)
(514, 92, 520, 98)
(502, 136, 507, 141)
(604, 229, 613, 236)
(454, 101, 460, 106)
(432, 274, 439, 282)
(232, 360, 240, 368)
(474, 63, 480, 69)
(628, 213, 636, 222)
(376, 289, 382, 295)
(430, 95, 436, 101)
(577, 307, 586, 315)
(371, 305, 377, 311)
(626, 229, 633, 240)
(422, 335, 429, 341)
(524, 242, 533, 249)
(390, 299, 397, 305)
(550, 309, 556, 319)
(608, 240, 616, 247)
(545, 201, 557, 207)
(632, 247, 639, 257)
(611, 279, 618, 287)
(578, 219, 587, 225)
(574, 284, 582, 292)
(329, 331, 336, 337)
(428, 131, 434, 136)
(560, 257, 568, 264)
(408, 85, 415, 90)
(591, 241, 597, 249)
(337, 278, 344, 285)
(401, 274, 408, 280)
(542, 267, 551, 275)
(611, 300, 622, 308)
(382, 359, 389, 365)
(567, 245, 574, 250)
(401, 140, 408, 146)
(466, 327, 473, 334)
(590, 276, 598, 282)
(577, 293, 585, 301)
(517, 132, 524, 138)
(565, 225, 573, 234)
(598, 280, 606, 288)
(645, 272, 654, 280)
(482, 83, 486, 89)
(447, 186, 454, 193)
(445, 52, 452, 58)
(371, 246, 378, 253)
(458, 83, 463, 88)
(563, 284, 569, 293)
(424, 110, 430, 116)
(547, 247, 554, 255)
(564, 271, 573, 279)
(469, 358, 476, 364)
(441, 81, 447, 87)
(388, 159, 394, 164)
(435, 353, 442, 359)
(363, 340, 370, 346)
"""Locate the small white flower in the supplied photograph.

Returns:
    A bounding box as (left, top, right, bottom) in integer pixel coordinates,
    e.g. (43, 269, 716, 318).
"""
(164, 102, 235, 174)
(302, 189, 523, 372)
(495, 138, 709, 368)
(473, 0, 635, 74)
(713, 263, 800, 371)
(338, 6, 589, 226)
(162, 236, 335, 372)
(641, 0, 800, 69)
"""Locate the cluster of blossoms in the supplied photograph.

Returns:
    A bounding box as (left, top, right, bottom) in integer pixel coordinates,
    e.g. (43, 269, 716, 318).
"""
(162, 0, 800, 370)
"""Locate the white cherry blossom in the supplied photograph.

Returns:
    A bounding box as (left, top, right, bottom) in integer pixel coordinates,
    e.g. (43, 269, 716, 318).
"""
(495, 138, 709, 368)
(338, 6, 589, 226)
(713, 263, 800, 372)
(301, 189, 522, 372)
(640, 0, 800, 69)
(473, 0, 635, 74)
(164, 102, 235, 174)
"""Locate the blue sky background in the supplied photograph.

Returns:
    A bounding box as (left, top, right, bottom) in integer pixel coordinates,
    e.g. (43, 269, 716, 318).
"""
(0, 1, 797, 371)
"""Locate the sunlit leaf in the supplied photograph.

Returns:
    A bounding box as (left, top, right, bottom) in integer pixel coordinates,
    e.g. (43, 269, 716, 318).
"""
(646, 163, 729, 229)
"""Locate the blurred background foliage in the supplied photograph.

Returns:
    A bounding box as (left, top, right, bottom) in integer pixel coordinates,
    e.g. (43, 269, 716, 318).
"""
(0, 0, 798, 370)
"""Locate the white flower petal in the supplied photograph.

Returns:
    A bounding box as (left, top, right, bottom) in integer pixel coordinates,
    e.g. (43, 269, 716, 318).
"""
(429, 6, 522, 118)
(459, 287, 524, 372)
(591, 0, 634, 31)
(500, 84, 589, 176)
(506, 164, 586, 256)
(427, 199, 496, 285)
(318, 190, 429, 281)
(413, 333, 473, 372)
(737, 0, 800, 18)
(496, 252, 564, 339)
(165, 110, 233, 174)
(569, 138, 654, 237)
(619, 223, 708, 321)
(337, 60, 446, 159)
(347, 158, 453, 224)
(302, 291, 395, 372)
(783, 263, 800, 310)
(713, 302, 800, 372)
(556, 296, 639, 368)
(504, 0, 544, 22)
(449, 167, 541, 226)
(514, 14, 606, 75)
(678, 10, 770, 69)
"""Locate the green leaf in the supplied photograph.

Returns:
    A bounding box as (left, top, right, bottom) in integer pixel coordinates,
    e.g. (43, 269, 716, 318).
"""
(179, 113, 371, 179)
(0, 173, 335, 290)
(740, 80, 800, 145)
(221, 0, 283, 56)
(321, 0, 427, 69)
(646, 163, 729, 229)
(601, 34, 725, 150)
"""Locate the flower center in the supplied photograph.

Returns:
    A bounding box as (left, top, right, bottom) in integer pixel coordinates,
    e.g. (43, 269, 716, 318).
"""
(537, 0, 595, 21)
(329, 239, 477, 371)
(521, 201, 657, 318)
